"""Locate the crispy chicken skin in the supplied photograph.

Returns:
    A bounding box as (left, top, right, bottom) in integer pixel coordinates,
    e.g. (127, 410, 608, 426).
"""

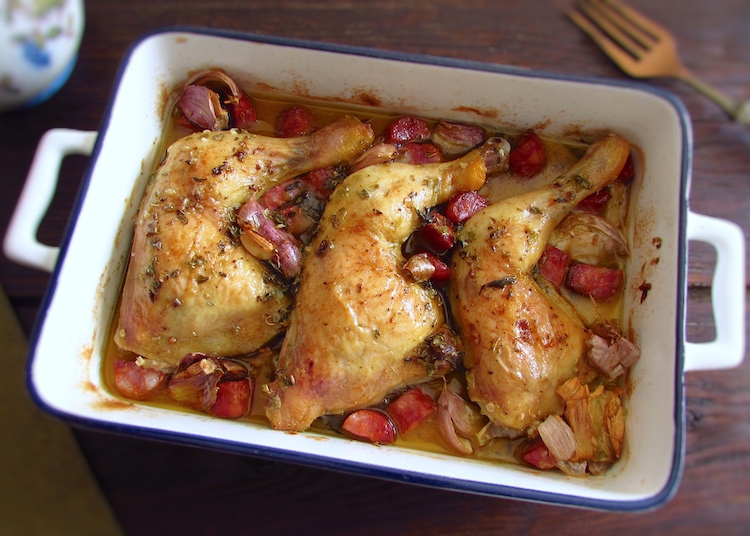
(449, 134, 631, 431)
(265, 139, 511, 431)
(115, 117, 374, 366)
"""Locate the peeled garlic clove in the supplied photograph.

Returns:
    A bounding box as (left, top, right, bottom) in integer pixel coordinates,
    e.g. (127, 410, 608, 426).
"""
(240, 229, 276, 261)
(404, 253, 436, 282)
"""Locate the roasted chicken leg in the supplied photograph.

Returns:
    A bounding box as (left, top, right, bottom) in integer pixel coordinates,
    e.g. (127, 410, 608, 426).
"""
(449, 134, 631, 432)
(116, 117, 374, 365)
(265, 138, 511, 431)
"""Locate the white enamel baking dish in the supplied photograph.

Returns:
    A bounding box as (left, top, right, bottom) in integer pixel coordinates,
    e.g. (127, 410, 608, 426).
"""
(4, 28, 745, 511)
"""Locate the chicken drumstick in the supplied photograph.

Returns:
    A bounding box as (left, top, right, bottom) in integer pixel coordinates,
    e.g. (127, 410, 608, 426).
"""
(449, 134, 631, 432)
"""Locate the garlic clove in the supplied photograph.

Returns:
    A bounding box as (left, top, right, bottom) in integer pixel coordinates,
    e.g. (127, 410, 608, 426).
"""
(179, 85, 229, 131)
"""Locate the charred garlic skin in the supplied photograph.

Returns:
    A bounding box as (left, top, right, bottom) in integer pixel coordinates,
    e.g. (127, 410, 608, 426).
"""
(115, 117, 374, 366)
(449, 134, 631, 432)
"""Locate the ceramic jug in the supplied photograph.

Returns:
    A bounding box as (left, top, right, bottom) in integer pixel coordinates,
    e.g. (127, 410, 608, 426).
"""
(1, 0, 84, 112)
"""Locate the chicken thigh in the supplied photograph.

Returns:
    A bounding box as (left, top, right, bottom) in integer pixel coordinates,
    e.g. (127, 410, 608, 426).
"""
(116, 117, 374, 366)
(265, 138, 511, 431)
(449, 134, 631, 432)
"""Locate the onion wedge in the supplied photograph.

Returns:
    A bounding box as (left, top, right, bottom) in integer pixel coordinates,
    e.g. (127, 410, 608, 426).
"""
(538, 414, 576, 461)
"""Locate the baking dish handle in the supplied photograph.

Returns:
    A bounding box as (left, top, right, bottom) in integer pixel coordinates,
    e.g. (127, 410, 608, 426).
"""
(3, 129, 97, 273)
(683, 211, 746, 372)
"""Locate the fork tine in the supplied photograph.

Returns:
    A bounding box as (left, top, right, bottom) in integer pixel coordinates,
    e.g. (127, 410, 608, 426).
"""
(566, 8, 639, 71)
(604, 0, 667, 42)
(575, 0, 649, 59)
(592, 0, 661, 48)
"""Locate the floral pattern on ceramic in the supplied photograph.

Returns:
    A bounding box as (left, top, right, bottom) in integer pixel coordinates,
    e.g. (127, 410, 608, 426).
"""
(0, 0, 84, 112)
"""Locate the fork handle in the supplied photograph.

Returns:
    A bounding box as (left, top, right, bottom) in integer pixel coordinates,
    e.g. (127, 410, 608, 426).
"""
(679, 71, 750, 125)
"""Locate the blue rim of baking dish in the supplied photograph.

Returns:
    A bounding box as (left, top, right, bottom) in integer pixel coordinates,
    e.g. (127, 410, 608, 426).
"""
(24, 26, 692, 513)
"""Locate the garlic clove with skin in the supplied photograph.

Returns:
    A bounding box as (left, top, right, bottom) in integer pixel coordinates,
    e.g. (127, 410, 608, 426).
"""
(179, 85, 230, 131)
(178, 69, 257, 131)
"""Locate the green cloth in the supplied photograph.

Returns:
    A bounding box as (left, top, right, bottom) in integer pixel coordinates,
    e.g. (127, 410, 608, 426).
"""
(0, 286, 123, 535)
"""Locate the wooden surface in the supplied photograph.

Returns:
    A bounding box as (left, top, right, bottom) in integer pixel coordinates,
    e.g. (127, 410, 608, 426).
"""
(1, 0, 748, 533)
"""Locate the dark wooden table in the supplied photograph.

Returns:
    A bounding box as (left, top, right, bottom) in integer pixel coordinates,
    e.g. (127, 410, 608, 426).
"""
(2, 1, 748, 534)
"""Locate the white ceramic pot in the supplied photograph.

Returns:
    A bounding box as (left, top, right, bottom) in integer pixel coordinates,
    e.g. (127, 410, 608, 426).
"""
(4, 28, 745, 511)
(0, 0, 85, 112)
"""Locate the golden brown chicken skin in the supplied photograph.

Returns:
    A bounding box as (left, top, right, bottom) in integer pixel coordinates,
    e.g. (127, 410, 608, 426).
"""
(449, 134, 631, 432)
(265, 139, 511, 432)
(115, 117, 374, 366)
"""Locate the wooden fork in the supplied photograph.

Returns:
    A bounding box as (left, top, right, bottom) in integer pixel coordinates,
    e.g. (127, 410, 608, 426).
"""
(567, 0, 750, 124)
